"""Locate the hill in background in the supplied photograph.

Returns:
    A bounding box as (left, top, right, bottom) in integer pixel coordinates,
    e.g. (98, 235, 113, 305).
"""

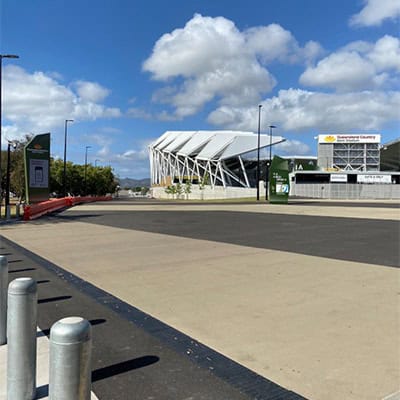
(118, 177, 151, 188)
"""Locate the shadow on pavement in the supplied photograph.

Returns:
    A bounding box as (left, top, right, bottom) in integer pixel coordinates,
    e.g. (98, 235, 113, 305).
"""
(92, 355, 160, 382)
(34, 356, 159, 399)
(9, 267, 36, 273)
(38, 295, 72, 304)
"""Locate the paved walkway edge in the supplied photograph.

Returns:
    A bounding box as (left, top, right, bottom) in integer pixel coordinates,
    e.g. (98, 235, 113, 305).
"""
(1, 235, 307, 400)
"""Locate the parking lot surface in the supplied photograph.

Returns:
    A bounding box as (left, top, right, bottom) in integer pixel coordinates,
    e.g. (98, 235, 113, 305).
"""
(1, 198, 399, 399)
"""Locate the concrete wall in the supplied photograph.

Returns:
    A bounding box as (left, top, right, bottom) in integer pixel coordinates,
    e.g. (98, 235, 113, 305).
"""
(318, 143, 333, 170)
(152, 183, 400, 200)
(291, 183, 400, 199)
(151, 185, 257, 200)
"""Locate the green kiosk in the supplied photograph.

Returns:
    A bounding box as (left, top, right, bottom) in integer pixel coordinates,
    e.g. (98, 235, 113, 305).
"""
(268, 155, 290, 204)
(24, 133, 50, 204)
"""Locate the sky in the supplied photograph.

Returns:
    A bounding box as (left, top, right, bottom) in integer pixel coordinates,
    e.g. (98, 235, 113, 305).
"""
(1, 0, 399, 179)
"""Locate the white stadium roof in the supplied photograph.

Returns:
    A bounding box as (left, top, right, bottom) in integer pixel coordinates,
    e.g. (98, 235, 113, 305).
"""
(150, 130, 285, 161)
(149, 130, 286, 188)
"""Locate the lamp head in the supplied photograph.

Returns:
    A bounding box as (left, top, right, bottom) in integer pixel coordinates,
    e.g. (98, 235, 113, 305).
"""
(1, 54, 19, 59)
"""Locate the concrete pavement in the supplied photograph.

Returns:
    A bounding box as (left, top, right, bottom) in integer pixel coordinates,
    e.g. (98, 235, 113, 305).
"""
(0, 199, 399, 399)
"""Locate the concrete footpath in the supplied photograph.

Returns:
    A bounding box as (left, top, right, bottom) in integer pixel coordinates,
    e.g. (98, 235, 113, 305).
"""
(0, 235, 304, 400)
(0, 199, 399, 399)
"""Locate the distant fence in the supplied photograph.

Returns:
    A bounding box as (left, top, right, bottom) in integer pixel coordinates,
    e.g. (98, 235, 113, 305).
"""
(291, 183, 400, 199)
(23, 196, 112, 221)
(152, 183, 400, 200)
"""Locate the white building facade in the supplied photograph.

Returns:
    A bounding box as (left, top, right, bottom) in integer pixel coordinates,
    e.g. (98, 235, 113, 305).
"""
(318, 134, 381, 171)
(149, 130, 285, 189)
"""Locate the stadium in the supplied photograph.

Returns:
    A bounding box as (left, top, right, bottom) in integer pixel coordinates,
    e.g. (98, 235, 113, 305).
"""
(149, 131, 400, 200)
(149, 130, 285, 198)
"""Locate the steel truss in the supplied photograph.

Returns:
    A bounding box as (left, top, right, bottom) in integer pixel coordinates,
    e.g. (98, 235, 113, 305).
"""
(150, 148, 251, 188)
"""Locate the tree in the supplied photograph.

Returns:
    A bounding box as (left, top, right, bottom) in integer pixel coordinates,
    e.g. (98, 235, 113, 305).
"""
(1, 135, 32, 202)
(199, 172, 210, 200)
(184, 181, 192, 199)
(165, 184, 177, 199)
(2, 138, 117, 201)
(50, 160, 117, 197)
(175, 183, 183, 199)
(141, 186, 149, 196)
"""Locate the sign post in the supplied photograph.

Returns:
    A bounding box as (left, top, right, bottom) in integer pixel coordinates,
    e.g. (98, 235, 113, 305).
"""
(24, 133, 50, 204)
(268, 155, 289, 204)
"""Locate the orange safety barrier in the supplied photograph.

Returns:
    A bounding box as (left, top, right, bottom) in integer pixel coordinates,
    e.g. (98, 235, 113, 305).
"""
(23, 196, 112, 221)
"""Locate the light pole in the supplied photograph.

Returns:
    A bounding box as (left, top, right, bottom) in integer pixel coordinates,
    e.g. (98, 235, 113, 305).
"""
(5, 140, 17, 219)
(266, 125, 276, 200)
(256, 104, 262, 201)
(63, 119, 73, 197)
(84, 146, 91, 196)
(0, 54, 19, 218)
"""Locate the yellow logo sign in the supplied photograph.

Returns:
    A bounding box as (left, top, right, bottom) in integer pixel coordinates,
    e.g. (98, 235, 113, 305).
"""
(324, 135, 336, 142)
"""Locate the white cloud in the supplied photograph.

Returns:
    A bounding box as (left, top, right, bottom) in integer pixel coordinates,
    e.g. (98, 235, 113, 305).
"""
(143, 14, 245, 80)
(2, 65, 121, 145)
(118, 148, 148, 161)
(76, 134, 152, 178)
(85, 133, 113, 157)
(245, 24, 323, 64)
(299, 35, 400, 91)
(109, 142, 151, 178)
(367, 35, 400, 72)
(350, 0, 400, 27)
(300, 51, 380, 91)
(208, 88, 400, 132)
(127, 107, 152, 120)
(274, 140, 311, 155)
(143, 14, 322, 118)
(74, 81, 110, 102)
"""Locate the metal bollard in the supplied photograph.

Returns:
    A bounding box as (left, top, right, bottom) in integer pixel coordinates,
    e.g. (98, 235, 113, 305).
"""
(49, 317, 92, 400)
(7, 277, 37, 400)
(0, 256, 8, 345)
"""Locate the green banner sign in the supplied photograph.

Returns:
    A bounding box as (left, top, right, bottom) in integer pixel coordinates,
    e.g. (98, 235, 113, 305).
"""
(24, 133, 50, 204)
(269, 155, 289, 204)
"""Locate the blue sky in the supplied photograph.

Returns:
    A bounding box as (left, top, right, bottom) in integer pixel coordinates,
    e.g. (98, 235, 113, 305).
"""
(1, 0, 399, 178)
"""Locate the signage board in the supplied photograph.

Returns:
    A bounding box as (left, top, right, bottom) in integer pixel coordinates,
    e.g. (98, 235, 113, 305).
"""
(357, 174, 392, 184)
(330, 174, 348, 183)
(24, 133, 50, 203)
(294, 159, 318, 171)
(318, 134, 380, 144)
(269, 156, 289, 204)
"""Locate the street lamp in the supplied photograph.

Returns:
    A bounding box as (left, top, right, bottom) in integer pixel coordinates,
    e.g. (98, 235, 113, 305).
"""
(5, 140, 17, 219)
(0, 54, 19, 218)
(63, 119, 74, 197)
(266, 125, 276, 200)
(256, 104, 262, 201)
(84, 146, 91, 196)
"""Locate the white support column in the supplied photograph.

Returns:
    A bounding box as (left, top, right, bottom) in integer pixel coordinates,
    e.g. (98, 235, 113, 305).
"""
(218, 162, 226, 188)
(207, 161, 214, 188)
(239, 156, 250, 188)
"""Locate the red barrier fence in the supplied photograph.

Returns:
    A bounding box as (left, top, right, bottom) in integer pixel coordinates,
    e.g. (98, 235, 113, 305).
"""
(23, 196, 112, 221)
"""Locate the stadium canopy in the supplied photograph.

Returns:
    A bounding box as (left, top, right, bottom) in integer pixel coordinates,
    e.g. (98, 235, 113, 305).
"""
(380, 138, 400, 171)
(149, 130, 285, 188)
